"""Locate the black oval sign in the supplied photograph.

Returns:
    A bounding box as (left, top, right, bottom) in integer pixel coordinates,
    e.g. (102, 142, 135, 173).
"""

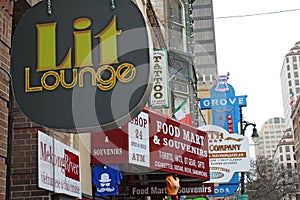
(11, 0, 152, 132)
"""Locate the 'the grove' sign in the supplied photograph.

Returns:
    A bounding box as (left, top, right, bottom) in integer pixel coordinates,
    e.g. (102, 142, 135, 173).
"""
(11, 0, 152, 132)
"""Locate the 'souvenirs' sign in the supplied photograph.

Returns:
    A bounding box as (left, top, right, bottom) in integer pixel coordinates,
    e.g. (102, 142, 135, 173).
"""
(11, 0, 152, 132)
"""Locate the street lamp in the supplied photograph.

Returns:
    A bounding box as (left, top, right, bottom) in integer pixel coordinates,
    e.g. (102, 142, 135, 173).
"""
(240, 107, 259, 194)
(240, 121, 259, 194)
(242, 121, 259, 143)
(239, 107, 259, 195)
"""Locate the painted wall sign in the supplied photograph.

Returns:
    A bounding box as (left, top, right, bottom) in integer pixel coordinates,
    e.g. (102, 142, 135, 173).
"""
(150, 50, 170, 108)
(199, 125, 250, 183)
(38, 130, 81, 198)
(199, 75, 245, 197)
(91, 108, 209, 180)
(11, 0, 152, 132)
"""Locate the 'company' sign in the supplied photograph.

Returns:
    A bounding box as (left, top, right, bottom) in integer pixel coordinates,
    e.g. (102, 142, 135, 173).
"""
(199, 125, 250, 183)
(11, 0, 152, 132)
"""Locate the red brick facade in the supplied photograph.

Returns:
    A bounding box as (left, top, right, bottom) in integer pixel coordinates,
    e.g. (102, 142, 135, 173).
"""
(0, 3, 12, 199)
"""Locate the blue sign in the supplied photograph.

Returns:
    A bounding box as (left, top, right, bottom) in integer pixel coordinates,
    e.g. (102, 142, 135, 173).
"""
(200, 84, 246, 134)
(200, 76, 247, 197)
(200, 95, 247, 109)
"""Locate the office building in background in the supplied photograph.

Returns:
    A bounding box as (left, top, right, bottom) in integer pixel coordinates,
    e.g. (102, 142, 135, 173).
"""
(255, 117, 286, 159)
(280, 41, 300, 129)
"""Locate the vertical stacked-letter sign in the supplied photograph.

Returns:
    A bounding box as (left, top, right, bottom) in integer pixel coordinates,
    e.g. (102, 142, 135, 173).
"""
(11, 0, 152, 132)
(128, 111, 150, 167)
(150, 50, 169, 108)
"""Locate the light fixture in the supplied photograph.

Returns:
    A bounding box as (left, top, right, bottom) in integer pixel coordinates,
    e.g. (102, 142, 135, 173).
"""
(251, 126, 259, 144)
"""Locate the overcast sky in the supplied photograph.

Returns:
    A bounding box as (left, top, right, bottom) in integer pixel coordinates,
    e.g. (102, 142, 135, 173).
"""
(212, 0, 300, 131)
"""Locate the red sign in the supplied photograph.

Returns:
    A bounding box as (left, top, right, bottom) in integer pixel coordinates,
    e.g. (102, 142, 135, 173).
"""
(91, 108, 209, 180)
(91, 127, 128, 164)
(64, 149, 80, 181)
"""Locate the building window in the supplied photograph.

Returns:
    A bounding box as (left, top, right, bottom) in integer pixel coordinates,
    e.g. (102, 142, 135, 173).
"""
(287, 65, 290, 71)
(295, 71, 299, 78)
(280, 155, 283, 161)
(288, 73, 291, 78)
(170, 0, 186, 52)
(294, 64, 298, 70)
(293, 56, 297, 62)
(286, 154, 291, 161)
(286, 57, 289, 63)
(286, 146, 290, 152)
(280, 147, 282, 153)
(295, 79, 300, 86)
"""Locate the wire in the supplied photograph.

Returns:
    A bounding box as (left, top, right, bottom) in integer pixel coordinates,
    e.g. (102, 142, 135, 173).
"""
(215, 8, 300, 19)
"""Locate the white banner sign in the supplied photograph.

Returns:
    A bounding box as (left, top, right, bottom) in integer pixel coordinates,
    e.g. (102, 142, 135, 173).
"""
(150, 50, 170, 108)
(199, 125, 250, 183)
(128, 111, 150, 167)
(38, 131, 81, 198)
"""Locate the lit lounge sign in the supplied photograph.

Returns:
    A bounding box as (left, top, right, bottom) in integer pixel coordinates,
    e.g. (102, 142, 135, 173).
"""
(11, 0, 152, 132)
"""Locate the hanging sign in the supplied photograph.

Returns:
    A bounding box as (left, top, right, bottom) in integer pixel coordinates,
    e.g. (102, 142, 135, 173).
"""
(91, 108, 210, 180)
(199, 125, 250, 183)
(199, 74, 245, 197)
(150, 50, 170, 108)
(11, 0, 152, 132)
(38, 130, 81, 198)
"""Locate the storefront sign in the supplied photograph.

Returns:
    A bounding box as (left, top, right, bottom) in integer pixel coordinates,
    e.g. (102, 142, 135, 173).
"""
(128, 183, 214, 196)
(199, 83, 246, 134)
(11, 0, 152, 132)
(128, 111, 150, 167)
(150, 50, 169, 108)
(38, 131, 81, 198)
(199, 125, 250, 183)
(91, 127, 128, 164)
(200, 96, 246, 109)
(199, 75, 243, 197)
(150, 111, 208, 179)
(91, 108, 209, 180)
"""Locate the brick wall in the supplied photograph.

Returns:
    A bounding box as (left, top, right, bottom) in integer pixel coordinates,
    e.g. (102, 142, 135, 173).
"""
(9, 108, 73, 199)
(10, 127, 51, 199)
(9, 107, 75, 199)
(0, 4, 12, 199)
